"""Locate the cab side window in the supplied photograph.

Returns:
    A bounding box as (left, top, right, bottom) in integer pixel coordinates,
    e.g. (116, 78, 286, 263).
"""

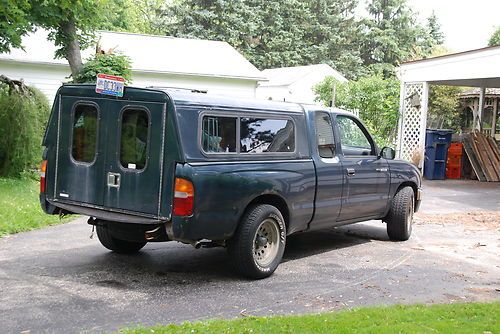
(336, 115, 374, 156)
(315, 112, 335, 158)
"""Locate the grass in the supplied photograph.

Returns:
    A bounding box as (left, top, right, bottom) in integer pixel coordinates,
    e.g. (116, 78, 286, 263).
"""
(122, 302, 499, 334)
(0, 177, 71, 236)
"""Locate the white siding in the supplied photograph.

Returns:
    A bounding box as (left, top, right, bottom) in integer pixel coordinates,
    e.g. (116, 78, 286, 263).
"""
(255, 86, 291, 102)
(0, 61, 258, 103)
(132, 72, 257, 97)
(0, 62, 70, 103)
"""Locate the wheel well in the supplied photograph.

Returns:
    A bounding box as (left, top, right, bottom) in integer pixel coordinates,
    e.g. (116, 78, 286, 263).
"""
(396, 181, 418, 201)
(245, 194, 290, 230)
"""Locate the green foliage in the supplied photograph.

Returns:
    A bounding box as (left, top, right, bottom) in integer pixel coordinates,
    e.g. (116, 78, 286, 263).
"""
(0, 0, 32, 53)
(359, 0, 441, 77)
(427, 85, 463, 131)
(314, 74, 400, 147)
(0, 83, 50, 177)
(0, 177, 72, 236)
(73, 53, 132, 84)
(488, 26, 500, 46)
(29, 0, 109, 59)
(122, 302, 500, 334)
(163, 0, 364, 77)
(99, 0, 170, 34)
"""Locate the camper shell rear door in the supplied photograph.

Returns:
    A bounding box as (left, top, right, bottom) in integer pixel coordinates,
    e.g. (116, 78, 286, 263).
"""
(51, 85, 176, 220)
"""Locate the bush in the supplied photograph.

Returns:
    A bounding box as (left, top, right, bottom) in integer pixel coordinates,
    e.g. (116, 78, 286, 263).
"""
(0, 80, 50, 177)
(73, 52, 132, 84)
(314, 74, 400, 147)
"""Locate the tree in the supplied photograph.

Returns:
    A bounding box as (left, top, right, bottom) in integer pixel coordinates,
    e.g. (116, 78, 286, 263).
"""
(359, 0, 434, 76)
(488, 26, 500, 46)
(100, 0, 171, 35)
(0, 0, 32, 53)
(29, 1, 109, 78)
(314, 74, 400, 146)
(163, 0, 363, 77)
(427, 85, 462, 131)
(427, 11, 444, 45)
(0, 1, 110, 78)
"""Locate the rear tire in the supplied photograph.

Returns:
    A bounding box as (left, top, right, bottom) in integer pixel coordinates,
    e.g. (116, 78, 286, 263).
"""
(227, 204, 286, 279)
(386, 186, 414, 241)
(96, 223, 146, 254)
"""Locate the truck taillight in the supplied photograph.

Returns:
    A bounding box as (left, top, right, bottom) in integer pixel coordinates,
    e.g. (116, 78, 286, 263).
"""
(40, 160, 47, 193)
(173, 178, 194, 216)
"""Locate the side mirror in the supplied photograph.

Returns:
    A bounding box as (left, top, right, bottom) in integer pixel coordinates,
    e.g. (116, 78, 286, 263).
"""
(379, 147, 395, 160)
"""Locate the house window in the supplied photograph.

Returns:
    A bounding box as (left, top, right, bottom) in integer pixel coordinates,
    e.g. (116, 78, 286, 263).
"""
(202, 116, 237, 153)
(240, 118, 294, 153)
(120, 108, 149, 169)
(72, 104, 98, 163)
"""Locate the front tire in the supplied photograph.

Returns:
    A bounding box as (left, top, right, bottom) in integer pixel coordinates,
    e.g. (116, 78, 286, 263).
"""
(386, 186, 414, 241)
(227, 204, 286, 279)
(96, 223, 146, 254)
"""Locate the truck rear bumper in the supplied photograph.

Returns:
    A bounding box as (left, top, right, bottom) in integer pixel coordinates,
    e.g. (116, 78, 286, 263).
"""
(47, 200, 164, 224)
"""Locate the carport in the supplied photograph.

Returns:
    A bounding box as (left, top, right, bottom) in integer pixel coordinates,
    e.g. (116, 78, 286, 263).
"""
(395, 45, 500, 167)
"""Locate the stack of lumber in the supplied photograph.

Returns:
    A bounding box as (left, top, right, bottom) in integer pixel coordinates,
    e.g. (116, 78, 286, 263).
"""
(463, 131, 500, 182)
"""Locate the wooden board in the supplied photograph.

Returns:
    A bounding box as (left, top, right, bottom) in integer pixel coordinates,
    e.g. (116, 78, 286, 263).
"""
(463, 136, 487, 182)
(475, 132, 498, 180)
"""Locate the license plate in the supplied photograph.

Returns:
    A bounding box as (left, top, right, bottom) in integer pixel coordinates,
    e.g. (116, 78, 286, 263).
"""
(95, 73, 125, 97)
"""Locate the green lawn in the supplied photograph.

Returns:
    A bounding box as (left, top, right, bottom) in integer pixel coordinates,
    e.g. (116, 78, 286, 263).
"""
(0, 177, 70, 236)
(122, 302, 499, 334)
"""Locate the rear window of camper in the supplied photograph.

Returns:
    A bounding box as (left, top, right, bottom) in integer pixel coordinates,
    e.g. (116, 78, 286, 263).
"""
(72, 104, 98, 163)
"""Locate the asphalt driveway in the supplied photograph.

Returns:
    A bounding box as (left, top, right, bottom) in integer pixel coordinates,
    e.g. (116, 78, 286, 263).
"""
(0, 180, 499, 333)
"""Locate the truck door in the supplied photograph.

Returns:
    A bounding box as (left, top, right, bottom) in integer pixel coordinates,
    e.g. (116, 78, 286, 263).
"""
(54, 97, 106, 205)
(335, 115, 390, 221)
(103, 100, 166, 216)
(308, 111, 343, 230)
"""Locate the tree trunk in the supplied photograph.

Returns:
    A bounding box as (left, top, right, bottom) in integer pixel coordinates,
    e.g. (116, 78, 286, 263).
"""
(60, 19, 83, 78)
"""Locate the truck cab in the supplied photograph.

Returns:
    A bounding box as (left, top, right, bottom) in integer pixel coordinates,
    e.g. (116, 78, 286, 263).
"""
(41, 85, 421, 279)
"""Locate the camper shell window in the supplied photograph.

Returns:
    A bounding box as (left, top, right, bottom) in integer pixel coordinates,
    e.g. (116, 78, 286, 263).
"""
(200, 114, 295, 155)
(71, 103, 98, 163)
(120, 108, 150, 170)
(240, 118, 294, 153)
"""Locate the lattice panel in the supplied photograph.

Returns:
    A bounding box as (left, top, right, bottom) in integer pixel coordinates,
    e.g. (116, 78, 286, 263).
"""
(397, 83, 426, 167)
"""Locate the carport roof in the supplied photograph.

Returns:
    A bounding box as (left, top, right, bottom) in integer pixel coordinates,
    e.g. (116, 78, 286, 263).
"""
(396, 45, 500, 87)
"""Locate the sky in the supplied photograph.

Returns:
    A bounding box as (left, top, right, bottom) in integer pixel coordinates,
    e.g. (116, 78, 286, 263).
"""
(406, 0, 500, 52)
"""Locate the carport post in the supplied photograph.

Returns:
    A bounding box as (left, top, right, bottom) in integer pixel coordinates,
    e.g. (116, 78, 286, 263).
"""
(477, 86, 486, 131)
(419, 82, 429, 169)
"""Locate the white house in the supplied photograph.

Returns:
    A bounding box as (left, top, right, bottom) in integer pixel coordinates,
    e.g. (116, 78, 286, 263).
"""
(256, 64, 347, 104)
(0, 30, 265, 103)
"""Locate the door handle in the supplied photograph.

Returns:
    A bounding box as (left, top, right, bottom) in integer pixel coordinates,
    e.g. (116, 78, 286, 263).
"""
(107, 172, 121, 188)
(376, 168, 388, 172)
(346, 168, 355, 176)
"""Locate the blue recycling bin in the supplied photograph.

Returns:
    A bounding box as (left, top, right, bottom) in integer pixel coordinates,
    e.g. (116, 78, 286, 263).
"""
(424, 129, 453, 180)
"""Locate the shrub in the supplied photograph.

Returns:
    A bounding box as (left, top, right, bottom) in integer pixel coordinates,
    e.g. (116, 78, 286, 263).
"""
(73, 52, 132, 84)
(0, 79, 50, 177)
(314, 74, 400, 147)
